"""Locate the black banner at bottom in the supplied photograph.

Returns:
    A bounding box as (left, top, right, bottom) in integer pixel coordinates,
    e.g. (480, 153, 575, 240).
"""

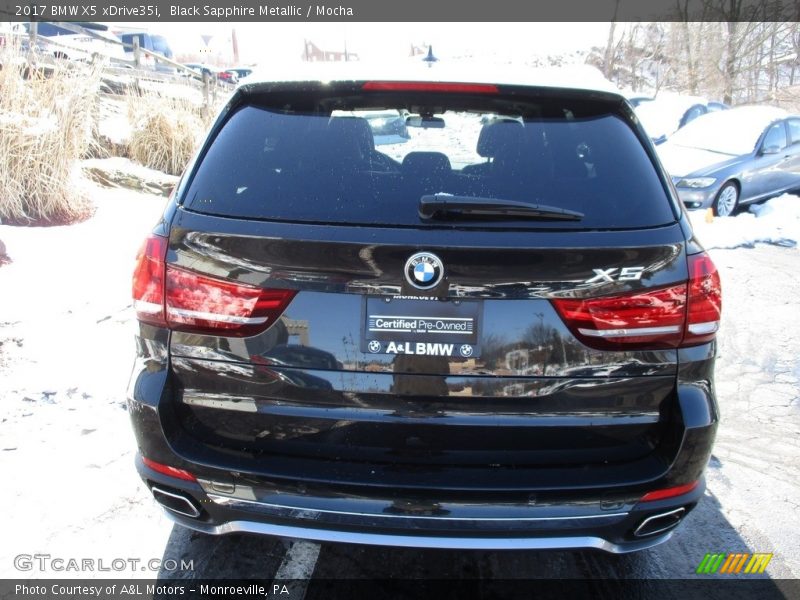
(2, 579, 799, 600)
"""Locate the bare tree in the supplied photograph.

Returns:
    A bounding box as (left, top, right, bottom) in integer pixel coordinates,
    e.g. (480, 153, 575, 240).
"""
(602, 0, 622, 80)
(585, 1, 798, 108)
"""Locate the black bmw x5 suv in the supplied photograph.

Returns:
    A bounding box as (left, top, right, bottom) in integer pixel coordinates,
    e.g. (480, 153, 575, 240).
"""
(128, 67, 721, 553)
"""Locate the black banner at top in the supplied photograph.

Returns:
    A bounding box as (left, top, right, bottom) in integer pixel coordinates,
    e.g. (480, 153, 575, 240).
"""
(1, 0, 798, 22)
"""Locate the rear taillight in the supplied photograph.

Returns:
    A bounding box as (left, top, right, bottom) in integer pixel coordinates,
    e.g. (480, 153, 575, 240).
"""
(165, 266, 296, 337)
(640, 481, 699, 502)
(684, 253, 722, 345)
(132, 234, 296, 337)
(552, 252, 721, 351)
(552, 285, 687, 350)
(132, 234, 168, 327)
(142, 456, 196, 482)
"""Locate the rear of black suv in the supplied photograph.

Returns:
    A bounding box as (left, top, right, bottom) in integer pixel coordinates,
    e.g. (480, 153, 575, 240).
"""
(127, 75, 721, 553)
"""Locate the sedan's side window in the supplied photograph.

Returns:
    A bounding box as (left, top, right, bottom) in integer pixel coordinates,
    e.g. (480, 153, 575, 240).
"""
(762, 122, 788, 151)
(787, 119, 800, 146)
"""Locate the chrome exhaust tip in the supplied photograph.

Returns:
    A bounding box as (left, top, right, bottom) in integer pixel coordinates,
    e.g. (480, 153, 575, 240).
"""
(151, 485, 202, 518)
(633, 507, 685, 537)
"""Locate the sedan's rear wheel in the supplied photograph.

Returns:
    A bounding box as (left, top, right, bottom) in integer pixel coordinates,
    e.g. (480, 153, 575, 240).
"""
(713, 182, 739, 217)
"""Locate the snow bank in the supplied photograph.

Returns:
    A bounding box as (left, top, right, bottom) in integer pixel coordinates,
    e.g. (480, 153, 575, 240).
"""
(689, 193, 800, 249)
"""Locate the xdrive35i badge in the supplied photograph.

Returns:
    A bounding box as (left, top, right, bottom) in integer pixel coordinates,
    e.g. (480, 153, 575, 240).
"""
(405, 252, 444, 289)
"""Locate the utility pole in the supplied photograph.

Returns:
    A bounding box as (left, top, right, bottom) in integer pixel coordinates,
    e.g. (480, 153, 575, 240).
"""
(231, 28, 239, 64)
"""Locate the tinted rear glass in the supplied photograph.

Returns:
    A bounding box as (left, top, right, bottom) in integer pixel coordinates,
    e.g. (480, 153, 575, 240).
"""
(183, 92, 675, 229)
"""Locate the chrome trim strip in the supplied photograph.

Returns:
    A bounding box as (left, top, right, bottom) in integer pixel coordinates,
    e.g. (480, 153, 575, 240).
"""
(166, 307, 268, 325)
(578, 325, 681, 338)
(162, 512, 672, 554)
(133, 300, 162, 315)
(151, 486, 202, 518)
(633, 507, 685, 538)
(687, 321, 719, 335)
(205, 493, 628, 522)
(183, 393, 258, 413)
(181, 395, 659, 425)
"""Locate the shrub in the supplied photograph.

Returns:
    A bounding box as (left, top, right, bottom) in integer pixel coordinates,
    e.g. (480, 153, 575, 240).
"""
(127, 94, 206, 176)
(0, 52, 101, 224)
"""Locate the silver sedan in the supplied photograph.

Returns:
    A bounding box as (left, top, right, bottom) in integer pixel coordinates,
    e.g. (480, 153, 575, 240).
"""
(657, 106, 800, 216)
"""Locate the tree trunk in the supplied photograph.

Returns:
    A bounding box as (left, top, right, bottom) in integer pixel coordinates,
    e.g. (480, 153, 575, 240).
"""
(602, 0, 621, 80)
(723, 20, 738, 104)
(683, 21, 697, 95)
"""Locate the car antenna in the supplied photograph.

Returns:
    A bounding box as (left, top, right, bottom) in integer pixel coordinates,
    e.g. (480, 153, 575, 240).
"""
(423, 46, 438, 67)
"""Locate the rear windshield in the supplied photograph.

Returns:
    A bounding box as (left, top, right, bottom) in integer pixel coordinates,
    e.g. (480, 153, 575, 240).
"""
(183, 93, 675, 229)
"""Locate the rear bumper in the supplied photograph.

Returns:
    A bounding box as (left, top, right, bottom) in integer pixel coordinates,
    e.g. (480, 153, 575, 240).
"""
(137, 453, 703, 553)
(161, 510, 673, 554)
(127, 331, 718, 553)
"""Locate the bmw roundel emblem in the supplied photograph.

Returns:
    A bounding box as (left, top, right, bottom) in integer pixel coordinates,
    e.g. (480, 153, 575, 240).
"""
(405, 252, 444, 289)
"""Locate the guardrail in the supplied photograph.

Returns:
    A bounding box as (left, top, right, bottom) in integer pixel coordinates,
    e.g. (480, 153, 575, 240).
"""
(6, 22, 234, 111)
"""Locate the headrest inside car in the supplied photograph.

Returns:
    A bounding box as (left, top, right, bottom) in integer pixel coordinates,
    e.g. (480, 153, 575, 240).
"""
(401, 152, 452, 175)
(477, 120, 525, 158)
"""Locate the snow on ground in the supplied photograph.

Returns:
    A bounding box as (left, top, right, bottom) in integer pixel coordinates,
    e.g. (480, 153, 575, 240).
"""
(688, 193, 800, 250)
(96, 100, 132, 147)
(0, 177, 172, 578)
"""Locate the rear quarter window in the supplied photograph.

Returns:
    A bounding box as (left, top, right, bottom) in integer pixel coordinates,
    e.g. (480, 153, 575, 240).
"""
(183, 94, 676, 230)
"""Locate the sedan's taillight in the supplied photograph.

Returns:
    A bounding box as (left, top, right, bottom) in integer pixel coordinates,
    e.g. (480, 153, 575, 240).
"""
(132, 234, 295, 337)
(552, 252, 721, 350)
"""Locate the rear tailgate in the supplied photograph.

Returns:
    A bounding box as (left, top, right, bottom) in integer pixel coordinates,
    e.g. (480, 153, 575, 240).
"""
(166, 214, 686, 474)
(158, 81, 689, 484)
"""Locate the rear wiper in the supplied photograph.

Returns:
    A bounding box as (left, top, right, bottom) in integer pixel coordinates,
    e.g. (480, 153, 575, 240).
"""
(419, 194, 584, 222)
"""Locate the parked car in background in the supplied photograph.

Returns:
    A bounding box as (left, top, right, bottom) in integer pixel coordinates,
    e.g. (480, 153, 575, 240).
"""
(183, 63, 237, 85)
(658, 106, 800, 216)
(360, 110, 411, 145)
(129, 65, 722, 554)
(181, 62, 206, 79)
(227, 66, 255, 81)
(635, 93, 729, 144)
(118, 31, 175, 72)
(25, 22, 125, 63)
(216, 69, 238, 84)
(626, 95, 653, 108)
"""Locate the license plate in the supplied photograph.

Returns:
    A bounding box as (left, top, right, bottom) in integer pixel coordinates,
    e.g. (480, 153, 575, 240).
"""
(361, 296, 482, 358)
